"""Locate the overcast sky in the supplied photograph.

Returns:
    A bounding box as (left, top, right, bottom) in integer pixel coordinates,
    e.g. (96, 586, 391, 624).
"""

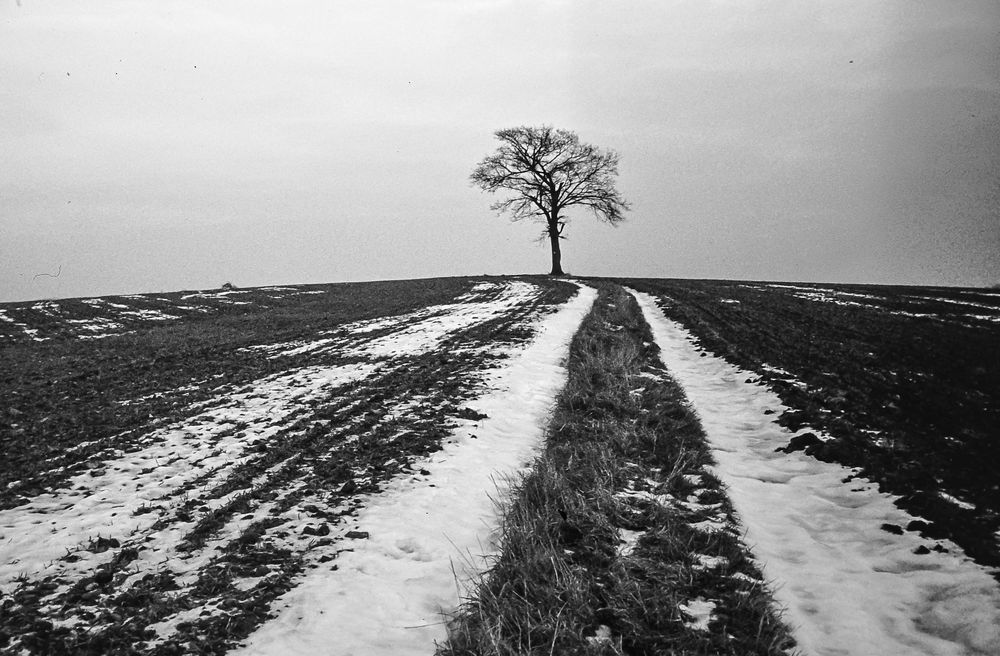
(2, 0, 998, 302)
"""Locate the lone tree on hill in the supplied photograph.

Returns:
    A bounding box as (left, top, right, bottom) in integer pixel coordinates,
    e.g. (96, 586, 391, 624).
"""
(471, 126, 630, 276)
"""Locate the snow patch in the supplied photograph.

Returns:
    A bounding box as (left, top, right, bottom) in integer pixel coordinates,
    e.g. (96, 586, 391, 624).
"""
(0, 309, 46, 341)
(939, 492, 976, 511)
(760, 363, 794, 378)
(962, 313, 1000, 323)
(679, 597, 716, 631)
(907, 295, 1000, 312)
(616, 529, 644, 558)
(115, 308, 180, 321)
(585, 624, 614, 646)
(689, 518, 728, 534)
(693, 554, 729, 570)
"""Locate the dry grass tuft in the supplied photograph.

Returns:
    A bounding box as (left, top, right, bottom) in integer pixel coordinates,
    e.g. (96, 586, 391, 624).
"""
(440, 284, 797, 655)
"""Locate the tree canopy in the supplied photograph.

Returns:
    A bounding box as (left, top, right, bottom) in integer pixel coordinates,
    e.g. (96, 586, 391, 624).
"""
(471, 126, 629, 275)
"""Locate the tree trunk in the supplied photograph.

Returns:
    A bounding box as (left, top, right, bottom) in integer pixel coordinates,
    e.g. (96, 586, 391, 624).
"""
(548, 219, 564, 276)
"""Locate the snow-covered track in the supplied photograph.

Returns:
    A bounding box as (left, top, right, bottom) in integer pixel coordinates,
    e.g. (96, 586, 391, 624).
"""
(631, 288, 1000, 656)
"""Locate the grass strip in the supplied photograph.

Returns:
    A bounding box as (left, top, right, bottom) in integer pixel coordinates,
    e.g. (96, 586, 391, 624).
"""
(440, 283, 795, 655)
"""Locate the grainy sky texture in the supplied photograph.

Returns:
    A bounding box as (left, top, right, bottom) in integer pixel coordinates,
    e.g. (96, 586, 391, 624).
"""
(2, 0, 998, 301)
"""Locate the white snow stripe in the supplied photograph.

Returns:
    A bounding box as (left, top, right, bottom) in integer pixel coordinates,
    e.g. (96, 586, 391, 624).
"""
(233, 283, 597, 656)
(250, 280, 542, 360)
(629, 288, 1000, 656)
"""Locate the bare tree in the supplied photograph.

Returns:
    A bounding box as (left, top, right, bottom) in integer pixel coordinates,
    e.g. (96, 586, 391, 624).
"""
(471, 126, 630, 276)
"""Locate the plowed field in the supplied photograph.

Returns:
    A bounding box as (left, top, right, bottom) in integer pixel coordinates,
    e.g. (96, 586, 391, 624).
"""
(1, 278, 580, 653)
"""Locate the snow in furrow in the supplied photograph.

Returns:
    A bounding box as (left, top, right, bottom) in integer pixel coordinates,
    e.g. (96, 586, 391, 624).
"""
(1, 281, 538, 583)
(629, 289, 1000, 656)
(0, 280, 543, 600)
(1, 277, 565, 650)
(0, 309, 46, 341)
(233, 283, 597, 656)
(907, 296, 1000, 312)
(0, 362, 377, 596)
(179, 290, 252, 300)
(248, 280, 539, 359)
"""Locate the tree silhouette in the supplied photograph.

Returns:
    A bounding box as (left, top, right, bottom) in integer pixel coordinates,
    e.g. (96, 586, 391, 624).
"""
(471, 126, 629, 275)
